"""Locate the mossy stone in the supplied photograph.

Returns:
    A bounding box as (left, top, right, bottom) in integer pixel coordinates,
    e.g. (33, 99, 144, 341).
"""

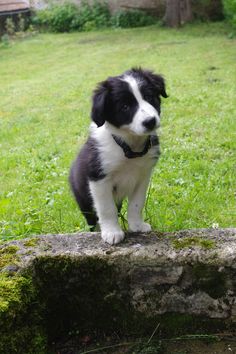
(23, 237, 40, 248)
(0, 245, 20, 269)
(172, 237, 216, 250)
(0, 229, 235, 353)
(0, 273, 47, 354)
(192, 264, 227, 299)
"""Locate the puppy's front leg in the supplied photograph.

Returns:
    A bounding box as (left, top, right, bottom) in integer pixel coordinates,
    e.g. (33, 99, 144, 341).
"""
(89, 180, 125, 245)
(128, 176, 152, 232)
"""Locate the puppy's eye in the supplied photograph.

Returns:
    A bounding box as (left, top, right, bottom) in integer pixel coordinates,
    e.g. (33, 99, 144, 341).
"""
(121, 104, 129, 112)
(144, 94, 153, 101)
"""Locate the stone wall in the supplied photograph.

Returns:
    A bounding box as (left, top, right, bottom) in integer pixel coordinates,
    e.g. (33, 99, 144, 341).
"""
(0, 228, 236, 353)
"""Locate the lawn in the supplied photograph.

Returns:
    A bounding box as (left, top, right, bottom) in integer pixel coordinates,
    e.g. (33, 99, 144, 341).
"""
(0, 22, 235, 241)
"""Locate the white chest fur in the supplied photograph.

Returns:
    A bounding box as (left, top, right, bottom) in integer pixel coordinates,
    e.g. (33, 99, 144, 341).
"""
(112, 153, 157, 202)
(91, 123, 159, 202)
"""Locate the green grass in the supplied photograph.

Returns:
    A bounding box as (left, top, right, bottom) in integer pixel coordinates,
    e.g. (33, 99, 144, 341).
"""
(0, 22, 235, 241)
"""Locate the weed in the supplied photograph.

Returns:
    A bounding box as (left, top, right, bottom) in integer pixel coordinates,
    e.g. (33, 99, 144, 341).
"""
(5, 18, 15, 35)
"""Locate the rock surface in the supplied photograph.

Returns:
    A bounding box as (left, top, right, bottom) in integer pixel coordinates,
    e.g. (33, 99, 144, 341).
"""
(0, 228, 236, 353)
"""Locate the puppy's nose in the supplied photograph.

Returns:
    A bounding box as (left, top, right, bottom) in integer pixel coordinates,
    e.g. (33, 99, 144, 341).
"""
(142, 117, 156, 131)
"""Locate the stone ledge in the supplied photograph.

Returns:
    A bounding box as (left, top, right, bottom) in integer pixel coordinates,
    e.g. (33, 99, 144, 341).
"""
(4, 227, 236, 266)
(0, 228, 236, 353)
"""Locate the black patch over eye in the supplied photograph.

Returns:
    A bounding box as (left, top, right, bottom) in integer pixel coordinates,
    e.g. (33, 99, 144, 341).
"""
(144, 94, 153, 102)
(121, 104, 129, 112)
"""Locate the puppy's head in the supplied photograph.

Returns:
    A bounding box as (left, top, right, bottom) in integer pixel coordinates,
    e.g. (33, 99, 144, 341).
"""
(91, 68, 168, 135)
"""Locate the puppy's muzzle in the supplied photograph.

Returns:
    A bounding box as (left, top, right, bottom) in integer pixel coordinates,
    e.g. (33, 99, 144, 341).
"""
(142, 117, 157, 131)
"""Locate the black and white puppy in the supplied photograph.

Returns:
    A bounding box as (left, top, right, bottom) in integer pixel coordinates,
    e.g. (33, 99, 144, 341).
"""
(70, 68, 167, 245)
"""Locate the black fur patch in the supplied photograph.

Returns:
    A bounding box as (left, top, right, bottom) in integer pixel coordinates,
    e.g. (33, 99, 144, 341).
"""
(69, 138, 105, 228)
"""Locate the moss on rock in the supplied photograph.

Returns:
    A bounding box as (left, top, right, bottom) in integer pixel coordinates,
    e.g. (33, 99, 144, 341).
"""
(23, 237, 40, 248)
(0, 245, 20, 269)
(0, 272, 47, 354)
(192, 264, 227, 299)
(172, 237, 216, 250)
(32, 255, 130, 342)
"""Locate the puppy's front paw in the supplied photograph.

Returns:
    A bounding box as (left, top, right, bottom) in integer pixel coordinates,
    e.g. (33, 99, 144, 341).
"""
(129, 222, 152, 233)
(101, 228, 125, 245)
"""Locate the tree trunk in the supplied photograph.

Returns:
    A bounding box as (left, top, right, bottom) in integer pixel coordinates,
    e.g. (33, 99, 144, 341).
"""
(164, 0, 193, 28)
(179, 0, 193, 24)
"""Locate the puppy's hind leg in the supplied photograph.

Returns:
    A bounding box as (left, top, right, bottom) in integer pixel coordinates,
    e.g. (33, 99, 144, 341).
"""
(72, 189, 98, 231)
(69, 170, 98, 230)
(82, 208, 98, 231)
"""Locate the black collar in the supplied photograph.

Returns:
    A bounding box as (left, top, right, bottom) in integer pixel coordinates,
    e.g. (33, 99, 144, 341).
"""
(112, 134, 159, 159)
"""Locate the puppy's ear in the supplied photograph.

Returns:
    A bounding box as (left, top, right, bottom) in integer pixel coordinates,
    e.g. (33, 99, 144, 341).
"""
(144, 69, 168, 98)
(91, 81, 109, 127)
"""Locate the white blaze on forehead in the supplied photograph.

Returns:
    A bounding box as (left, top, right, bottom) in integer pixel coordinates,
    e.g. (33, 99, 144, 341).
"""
(122, 75, 159, 119)
(122, 75, 143, 105)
